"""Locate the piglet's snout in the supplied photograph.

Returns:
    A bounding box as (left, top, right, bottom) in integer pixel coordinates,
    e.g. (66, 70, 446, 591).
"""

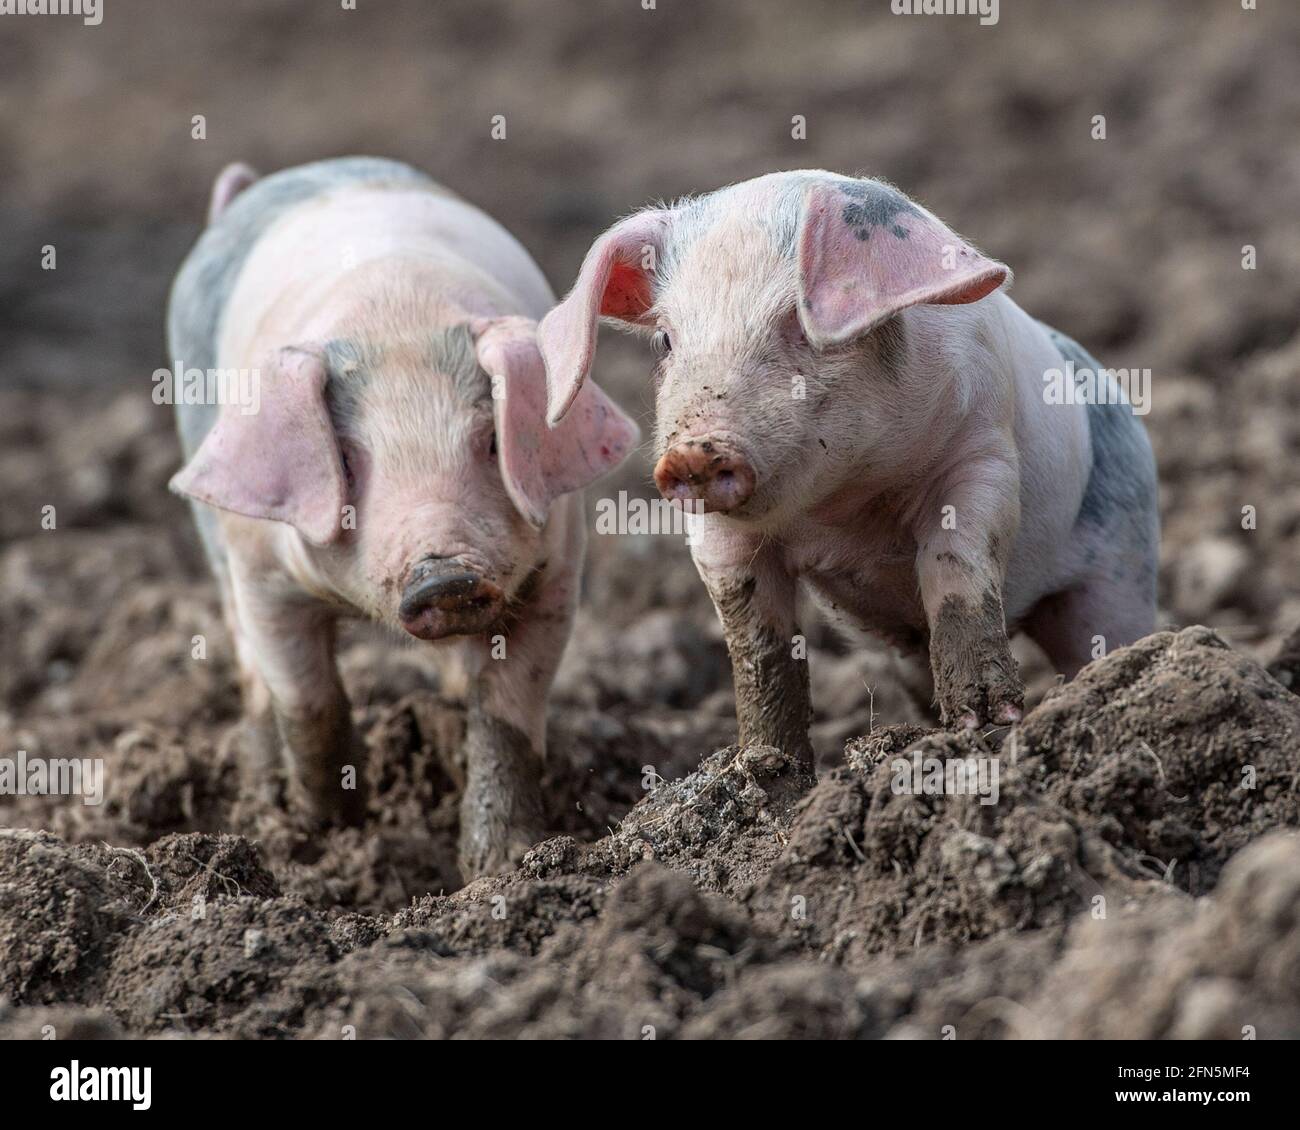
(398, 556, 504, 640)
(653, 437, 756, 514)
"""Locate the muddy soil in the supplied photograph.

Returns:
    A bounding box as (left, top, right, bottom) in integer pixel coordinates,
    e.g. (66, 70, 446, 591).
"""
(2, 0, 1299, 1038)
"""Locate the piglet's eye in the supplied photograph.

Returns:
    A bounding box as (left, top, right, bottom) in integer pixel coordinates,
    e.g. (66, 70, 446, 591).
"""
(489, 430, 498, 457)
(652, 330, 672, 357)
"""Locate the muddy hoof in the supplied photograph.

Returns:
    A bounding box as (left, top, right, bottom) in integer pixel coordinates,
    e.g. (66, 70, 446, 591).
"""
(929, 594, 1025, 729)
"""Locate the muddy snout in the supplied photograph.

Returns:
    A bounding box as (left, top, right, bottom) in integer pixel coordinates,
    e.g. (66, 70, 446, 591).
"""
(398, 556, 504, 640)
(653, 436, 756, 514)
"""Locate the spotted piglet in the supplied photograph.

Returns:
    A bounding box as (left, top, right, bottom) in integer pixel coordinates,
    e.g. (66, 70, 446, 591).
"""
(168, 158, 637, 877)
(539, 171, 1157, 769)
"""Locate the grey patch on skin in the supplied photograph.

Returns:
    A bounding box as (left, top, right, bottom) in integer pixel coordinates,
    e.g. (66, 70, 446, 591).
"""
(929, 589, 1023, 727)
(767, 171, 825, 256)
(167, 157, 441, 570)
(655, 174, 915, 295)
(320, 337, 370, 389)
(658, 172, 819, 279)
(839, 181, 920, 242)
(168, 157, 438, 455)
(457, 699, 545, 881)
(708, 574, 815, 776)
(1042, 322, 1160, 598)
(324, 322, 489, 436)
(431, 323, 491, 405)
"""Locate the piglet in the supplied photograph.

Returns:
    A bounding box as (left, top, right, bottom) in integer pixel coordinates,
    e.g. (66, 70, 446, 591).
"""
(539, 171, 1157, 770)
(167, 157, 637, 877)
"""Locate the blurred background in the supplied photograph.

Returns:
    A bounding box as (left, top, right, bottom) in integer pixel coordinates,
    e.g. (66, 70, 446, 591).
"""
(1, 0, 1298, 879)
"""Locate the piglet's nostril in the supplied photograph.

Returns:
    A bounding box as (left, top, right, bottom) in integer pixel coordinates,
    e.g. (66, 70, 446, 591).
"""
(397, 560, 506, 641)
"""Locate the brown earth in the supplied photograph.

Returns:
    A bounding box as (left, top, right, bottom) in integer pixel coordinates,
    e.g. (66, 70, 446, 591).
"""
(1, 0, 1299, 1039)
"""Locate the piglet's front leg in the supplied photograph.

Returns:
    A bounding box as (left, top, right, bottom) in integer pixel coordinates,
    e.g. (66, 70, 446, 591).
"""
(695, 526, 815, 776)
(229, 569, 368, 826)
(917, 453, 1025, 730)
(458, 693, 546, 881)
(454, 565, 575, 881)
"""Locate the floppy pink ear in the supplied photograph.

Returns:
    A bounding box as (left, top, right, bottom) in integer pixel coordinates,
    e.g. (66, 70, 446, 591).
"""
(537, 210, 671, 426)
(169, 347, 347, 547)
(797, 179, 1009, 349)
(475, 317, 640, 529)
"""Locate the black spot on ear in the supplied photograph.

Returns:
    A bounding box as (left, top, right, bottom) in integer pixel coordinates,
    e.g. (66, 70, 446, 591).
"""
(839, 182, 920, 242)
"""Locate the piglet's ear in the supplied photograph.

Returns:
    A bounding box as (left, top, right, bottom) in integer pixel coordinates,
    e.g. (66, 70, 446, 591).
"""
(169, 347, 347, 547)
(207, 161, 259, 225)
(797, 179, 1009, 349)
(537, 210, 671, 426)
(476, 317, 640, 529)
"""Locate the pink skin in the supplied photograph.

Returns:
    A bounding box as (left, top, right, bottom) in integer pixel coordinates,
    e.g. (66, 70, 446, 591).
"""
(171, 167, 637, 877)
(652, 435, 756, 513)
(207, 162, 259, 226)
(541, 170, 1156, 751)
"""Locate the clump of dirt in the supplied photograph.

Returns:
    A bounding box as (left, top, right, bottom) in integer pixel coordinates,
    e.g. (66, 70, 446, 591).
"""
(1025, 627, 1300, 893)
(138, 832, 281, 911)
(317, 863, 787, 1040)
(737, 628, 1300, 969)
(1035, 833, 1300, 1039)
(527, 742, 814, 900)
(103, 896, 339, 1038)
(0, 831, 140, 1007)
(389, 870, 609, 959)
(1269, 624, 1300, 692)
(3, 629, 1295, 1038)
